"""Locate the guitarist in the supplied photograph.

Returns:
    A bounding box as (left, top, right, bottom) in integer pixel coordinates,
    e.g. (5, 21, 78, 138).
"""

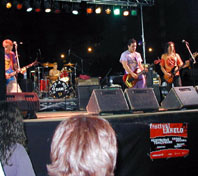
(120, 38, 146, 88)
(160, 41, 183, 91)
(3, 39, 26, 93)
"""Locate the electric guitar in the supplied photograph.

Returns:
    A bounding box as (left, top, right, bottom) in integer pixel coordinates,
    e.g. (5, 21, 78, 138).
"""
(163, 52, 198, 84)
(5, 60, 38, 79)
(122, 63, 156, 88)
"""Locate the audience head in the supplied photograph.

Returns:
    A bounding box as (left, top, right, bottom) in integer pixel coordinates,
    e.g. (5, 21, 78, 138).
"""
(0, 101, 26, 164)
(47, 115, 117, 176)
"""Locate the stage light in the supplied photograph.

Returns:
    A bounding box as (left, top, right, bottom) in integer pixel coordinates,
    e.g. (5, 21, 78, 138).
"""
(6, 1, 12, 9)
(35, 0, 41, 12)
(72, 4, 80, 15)
(131, 9, 137, 16)
(95, 7, 102, 14)
(105, 7, 111, 15)
(53, 2, 61, 14)
(123, 9, 130, 16)
(148, 47, 153, 52)
(113, 8, 120, 16)
(60, 54, 65, 59)
(86, 7, 93, 14)
(16, 2, 23, 10)
(87, 47, 93, 53)
(44, 0, 51, 13)
(24, 1, 33, 12)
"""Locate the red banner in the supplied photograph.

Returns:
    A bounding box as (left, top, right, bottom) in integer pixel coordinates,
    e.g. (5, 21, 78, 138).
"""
(150, 123, 189, 159)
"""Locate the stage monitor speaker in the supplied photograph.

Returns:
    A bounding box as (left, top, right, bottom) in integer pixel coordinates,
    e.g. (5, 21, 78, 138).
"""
(86, 89, 130, 114)
(124, 88, 159, 111)
(6, 92, 40, 112)
(78, 85, 101, 110)
(19, 79, 33, 92)
(161, 86, 198, 110)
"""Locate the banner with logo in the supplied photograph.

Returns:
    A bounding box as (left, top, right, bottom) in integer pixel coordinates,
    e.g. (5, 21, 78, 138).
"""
(150, 123, 189, 159)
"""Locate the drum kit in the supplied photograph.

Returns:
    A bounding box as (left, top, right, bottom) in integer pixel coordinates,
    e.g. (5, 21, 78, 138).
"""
(30, 62, 76, 99)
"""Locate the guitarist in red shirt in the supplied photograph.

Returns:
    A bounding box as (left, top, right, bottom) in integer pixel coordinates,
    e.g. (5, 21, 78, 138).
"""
(3, 39, 26, 93)
(120, 38, 146, 88)
(160, 41, 184, 91)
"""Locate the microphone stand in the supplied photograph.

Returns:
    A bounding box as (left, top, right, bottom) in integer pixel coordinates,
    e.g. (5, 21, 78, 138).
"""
(14, 42, 20, 93)
(70, 51, 84, 75)
(184, 42, 196, 86)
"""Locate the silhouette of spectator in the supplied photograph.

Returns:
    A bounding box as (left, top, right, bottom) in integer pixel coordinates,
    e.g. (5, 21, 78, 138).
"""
(0, 101, 35, 176)
(47, 115, 117, 176)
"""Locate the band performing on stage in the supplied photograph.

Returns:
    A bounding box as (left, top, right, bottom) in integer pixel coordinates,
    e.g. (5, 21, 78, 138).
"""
(2, 38, 198, 105)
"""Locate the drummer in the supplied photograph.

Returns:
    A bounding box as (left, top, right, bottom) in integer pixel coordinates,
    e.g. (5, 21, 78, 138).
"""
(49, 62, 60, 83)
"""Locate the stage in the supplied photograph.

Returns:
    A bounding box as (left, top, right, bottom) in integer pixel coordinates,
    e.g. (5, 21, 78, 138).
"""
(24, 108, 198, 176)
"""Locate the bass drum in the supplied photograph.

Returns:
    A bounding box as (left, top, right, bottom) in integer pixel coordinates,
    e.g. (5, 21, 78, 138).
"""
(49, 80, 70, 98)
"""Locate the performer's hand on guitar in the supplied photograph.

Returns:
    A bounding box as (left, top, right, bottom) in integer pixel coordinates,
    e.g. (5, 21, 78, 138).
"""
(165, 71, 172, 78)
(20, 67, 27, 74)
(131, 72, 138, 79)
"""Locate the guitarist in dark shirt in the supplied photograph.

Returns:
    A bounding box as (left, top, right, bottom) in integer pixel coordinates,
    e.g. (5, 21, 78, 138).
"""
(160, 41, 184, 91)
(120, 38, 147, 88)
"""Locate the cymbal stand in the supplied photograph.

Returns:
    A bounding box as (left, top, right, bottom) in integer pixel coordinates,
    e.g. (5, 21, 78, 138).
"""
(37, 67, 42, 98)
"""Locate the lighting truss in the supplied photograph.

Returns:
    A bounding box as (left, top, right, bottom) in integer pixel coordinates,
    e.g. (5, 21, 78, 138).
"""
(55, 0, 155, 7)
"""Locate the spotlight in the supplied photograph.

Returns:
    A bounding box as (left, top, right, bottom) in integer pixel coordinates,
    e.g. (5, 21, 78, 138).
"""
(16, 1, 23, 10)
(6, 1, 12, 9)
(53, 2, 61, 14)
(95, 7, 102, 14)
(35, 0, 41, 12)
(131, 9, 137, 16)
(24, 1, 32, 12)
(105, 7, 111, 15)
(86, 7, 93, 14)
(72, 4, 80, 15)
(113, 7, 120, 16)
(44, 0, 51, 13)
(123, 9, 130, 16)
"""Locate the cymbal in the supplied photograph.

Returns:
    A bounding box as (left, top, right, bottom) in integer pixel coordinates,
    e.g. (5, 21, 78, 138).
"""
(64, 62, 74, 67)
(42, 62, 54, 67)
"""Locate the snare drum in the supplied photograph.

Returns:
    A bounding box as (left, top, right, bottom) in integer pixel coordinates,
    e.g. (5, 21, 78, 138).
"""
(49, 80, 70, 98)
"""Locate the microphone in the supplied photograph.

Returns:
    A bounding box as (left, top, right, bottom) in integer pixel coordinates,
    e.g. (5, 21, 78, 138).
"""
(68, 49, 71, 56)
(182, 40, 189, 45)
(13, 41, 17, 45)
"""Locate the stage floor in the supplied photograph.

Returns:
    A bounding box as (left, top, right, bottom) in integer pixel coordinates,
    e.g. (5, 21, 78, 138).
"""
(24, 108, 198, 122)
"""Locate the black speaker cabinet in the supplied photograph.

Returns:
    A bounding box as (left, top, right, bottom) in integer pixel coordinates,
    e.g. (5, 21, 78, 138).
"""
(78, 85, 101, 110)
(6, 92, 40, 112)
(161, 86, 198, 110)
(86, 89, 130, 114)
(124, 88, 159, 111)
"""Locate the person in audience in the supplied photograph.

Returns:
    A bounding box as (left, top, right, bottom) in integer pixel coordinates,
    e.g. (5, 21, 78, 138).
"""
(47, 115, 117, 176)
(0, 101, 36, 176)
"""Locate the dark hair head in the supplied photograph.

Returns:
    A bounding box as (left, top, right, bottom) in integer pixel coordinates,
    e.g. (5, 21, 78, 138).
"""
(47, 115, 117, 176)
(164, 41, 175, 53)
(0, 101, 26, 164)
(128, 38, 137, 46)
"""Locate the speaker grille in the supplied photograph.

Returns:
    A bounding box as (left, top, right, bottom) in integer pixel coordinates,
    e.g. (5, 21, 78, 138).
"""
(86, 89, 130, 114)
(161, 86, 198, 110)
(124, 88, 159, 111)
